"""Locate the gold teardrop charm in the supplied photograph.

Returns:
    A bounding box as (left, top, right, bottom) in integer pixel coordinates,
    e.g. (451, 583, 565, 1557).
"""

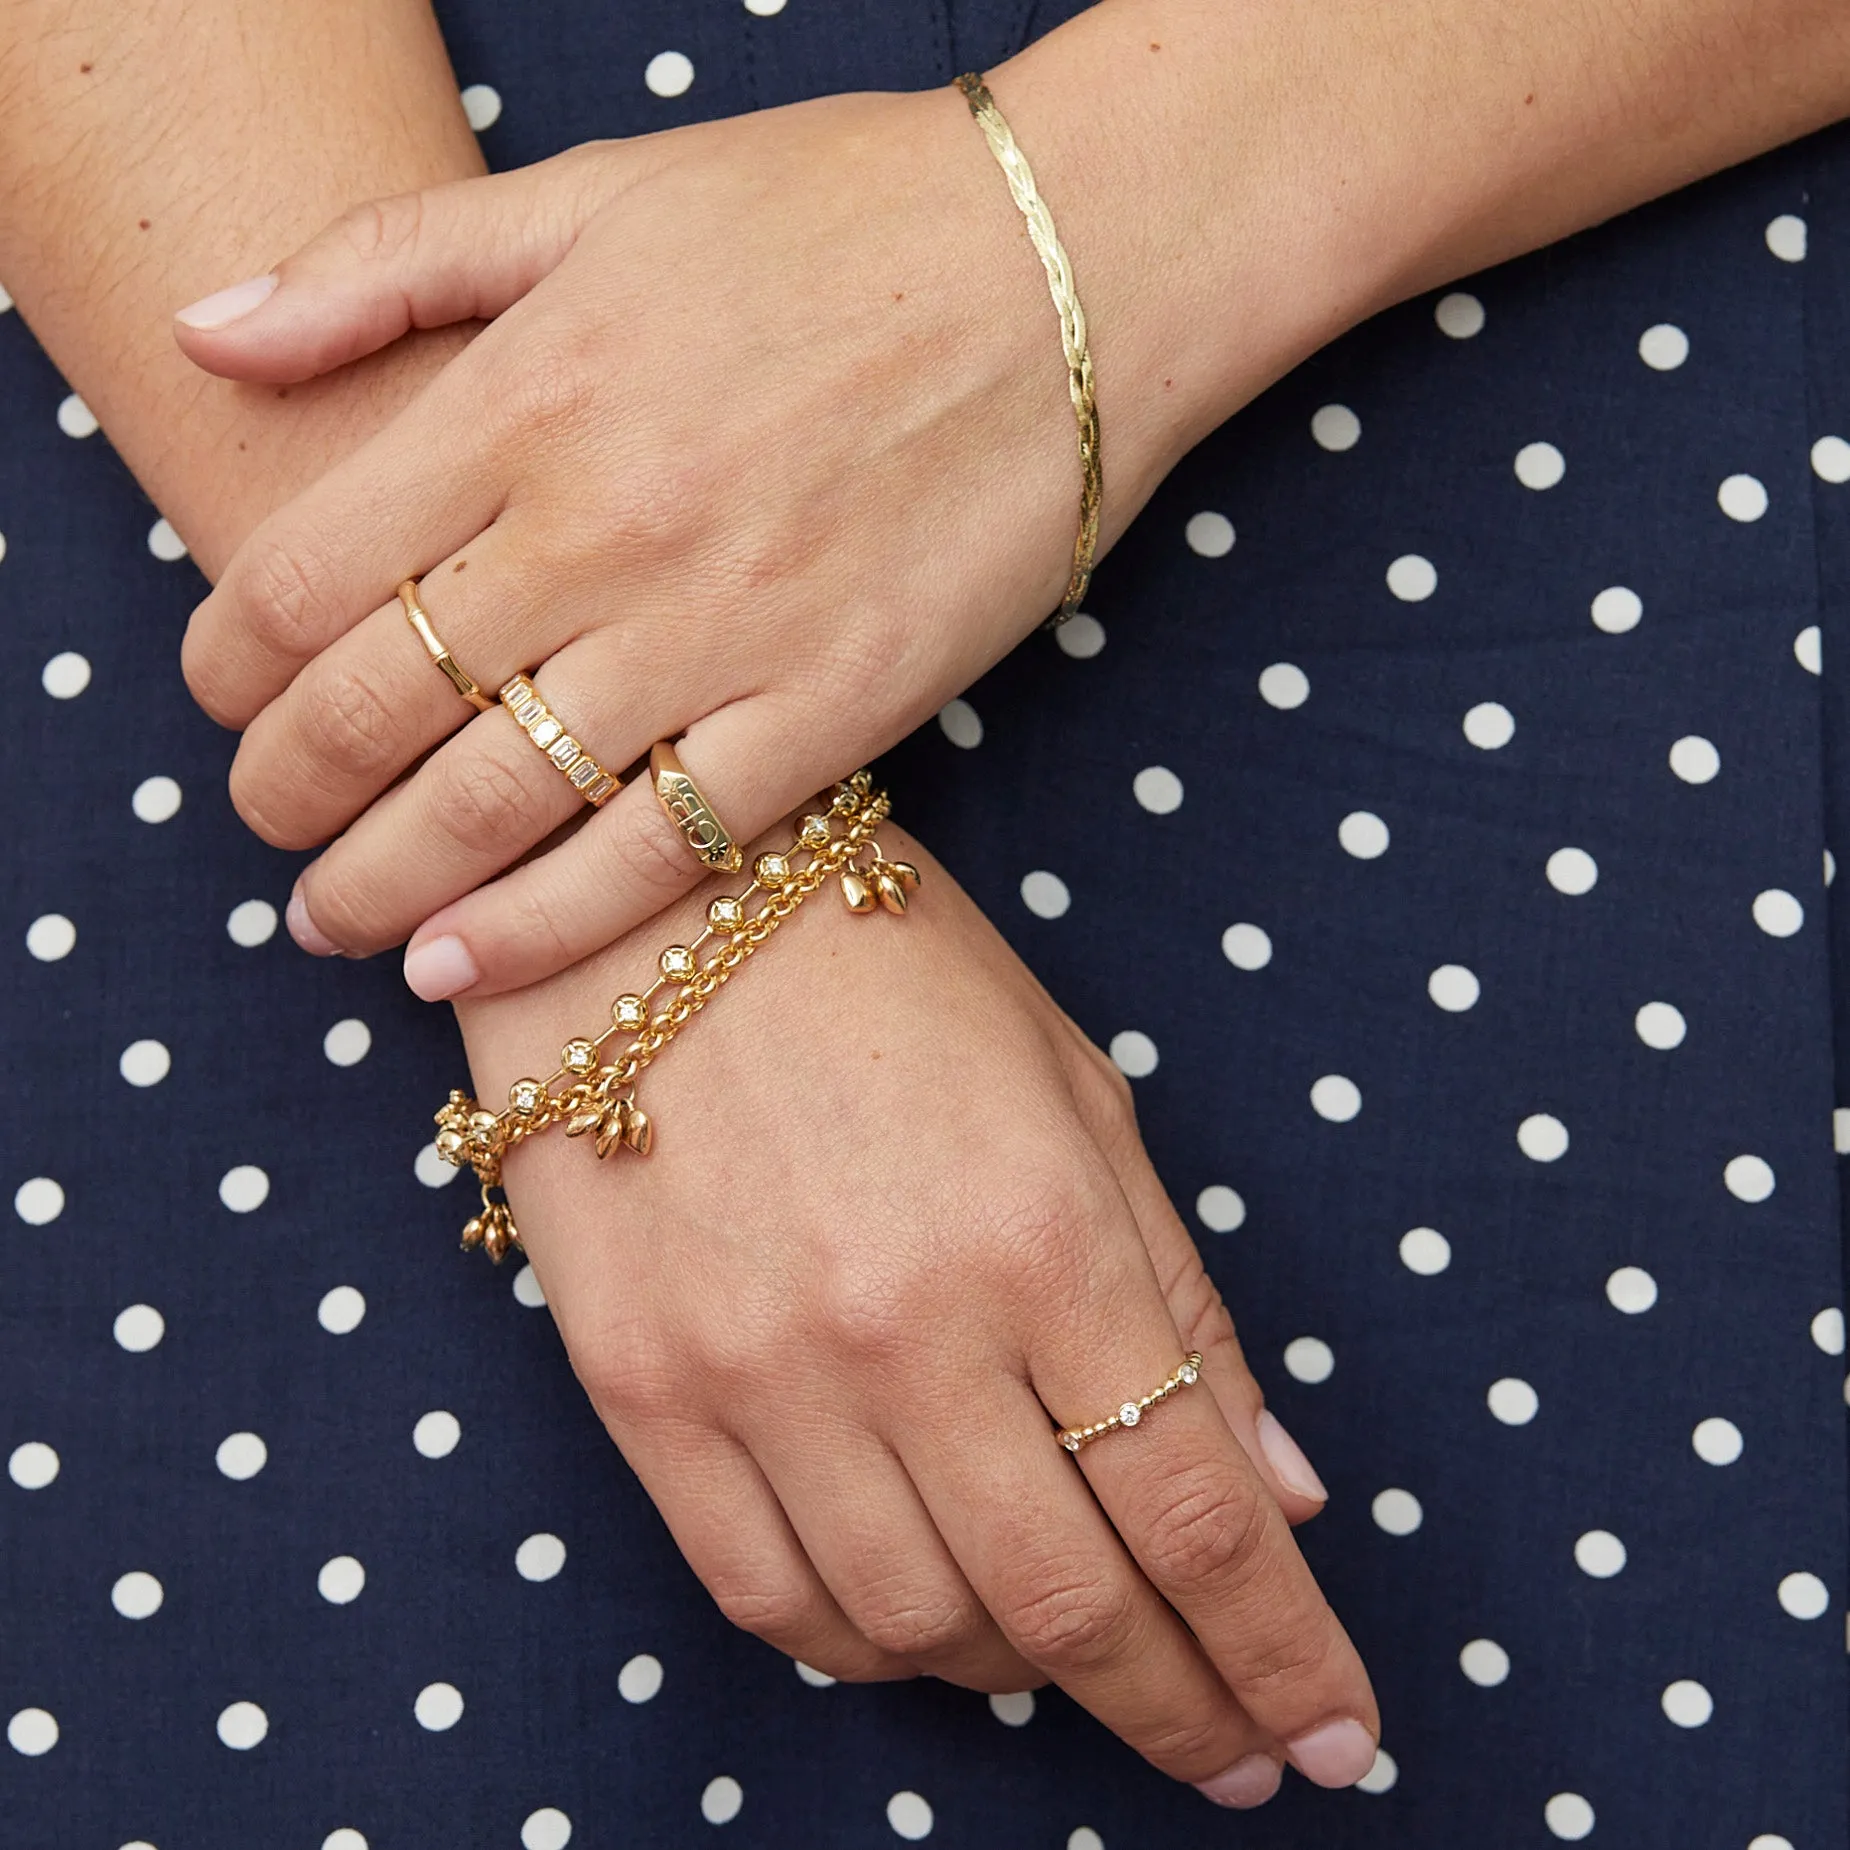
(840, 868, 876, 913)
(624, 1106, 653, 1156)
(888, 861, 921, 892)
(875, 867, 909, 914)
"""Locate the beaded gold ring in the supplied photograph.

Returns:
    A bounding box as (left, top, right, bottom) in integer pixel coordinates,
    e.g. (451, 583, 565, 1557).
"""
(1054, 1353, 1204, 1454)
(498, 674, 620, 808)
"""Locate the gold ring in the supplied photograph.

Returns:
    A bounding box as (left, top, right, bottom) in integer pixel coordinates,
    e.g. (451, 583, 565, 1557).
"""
(399, 578, 493, 712)
(498, 674, 620, 807)
(649, 740, 742, 872)
(1054, 1352, 1203, 1454)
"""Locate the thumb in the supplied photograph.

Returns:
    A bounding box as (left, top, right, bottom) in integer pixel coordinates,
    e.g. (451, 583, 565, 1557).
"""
(171, 149, 608, 383)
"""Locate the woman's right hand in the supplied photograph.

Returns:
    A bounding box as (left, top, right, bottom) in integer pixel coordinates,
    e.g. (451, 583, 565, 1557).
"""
(453, 822, 1380, 1809)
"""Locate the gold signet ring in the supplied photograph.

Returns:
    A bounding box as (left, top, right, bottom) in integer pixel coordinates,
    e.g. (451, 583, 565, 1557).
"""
(399, 578, 493, 712)
(650, 741, 743, 872)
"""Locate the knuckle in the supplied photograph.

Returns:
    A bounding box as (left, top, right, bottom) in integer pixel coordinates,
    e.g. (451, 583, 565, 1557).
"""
(235, 529, 345, 662)
(574, 1337, 681, 1426)
(849, 1585, 981, 1663)
(1136, 1713, 1253, 1780)
(606, 802, 701, 905)
(298, 861, 390, 953)
(706, 1573, 817, 1650)
(298, 662, 401, 785)
(332, 189, 426, 267)
(179, 615, 242, 728)
(226, 750, 309, 850)
(436, 747, 541, 854)
(1139, 1463, 1270, 1591)
(1003, 1568, 1138, 1672)
(1228, 1620, 1342, 1705)
(500, 335, 601, 440)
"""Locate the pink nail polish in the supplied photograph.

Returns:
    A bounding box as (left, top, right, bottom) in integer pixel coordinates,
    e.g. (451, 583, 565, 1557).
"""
(175, 273, 278, 330)
(1258, 1409, 1328, 1502)
(285, 887, 337, 957)
(403, 934, 479, 1001)
(1193, 1754, 1281, 1808)
(1286, 1718, 1378, 1788)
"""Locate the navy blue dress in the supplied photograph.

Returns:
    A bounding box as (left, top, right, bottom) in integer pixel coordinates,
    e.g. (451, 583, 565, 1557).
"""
(6, 4, 1846, 1845)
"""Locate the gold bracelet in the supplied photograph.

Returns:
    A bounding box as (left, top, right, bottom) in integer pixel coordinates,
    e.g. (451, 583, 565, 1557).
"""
(954, 70, 1100, 629)
(431, 772, 918, 1261)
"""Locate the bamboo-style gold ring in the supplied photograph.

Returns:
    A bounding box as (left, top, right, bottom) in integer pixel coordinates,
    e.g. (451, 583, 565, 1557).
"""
(398, 578, 493, 712)
(498, 674, 620, 807)
(1054, 1353, 1204, 1454)
(650, 740, 742, 872)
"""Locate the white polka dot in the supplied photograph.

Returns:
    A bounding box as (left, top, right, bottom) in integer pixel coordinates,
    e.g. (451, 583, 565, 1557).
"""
(459, 82, 501, 130)
(1575, 1529, 1627, 1578)
(1310, 404, 1360, 451)
(1195, 1185, 1246, 1233)
(1310, 1074, 1361, 1122)
(1546, 847, 1598, 895)
(1749, 1838, 1797, 1850)
(1428, 964, 1480, 1011)
(0, 281, 11, 312)
(1258, 662, 1310, 708)
(1811, 1307, 1845, 1355)
(795, 1661, 837, 1688)
(1517, 1114, 1568, 1162)
(25, 913, 75, 961)
(1371, 1487, 1423, 1536)
(1718, 474, 1768, 522)
(41, 651, 91, 699)
(215, 1431, 267, 1480)
(1386, 554, 1437, 601)
(1487, 1378, 1539, 1425)
(414, 1142, 459, 1189)
(512, 1264, 547, 1308)
(318, 1555, 364, 1604)
(1355, 1749, 1398, 1795)
(1753, 889, 1804, 937)
(56, 393, 97, 438)
(414, 1682, 463, 1731)
(147, 518, 188, 562)
(886, 1792, 933, 1841)
(316, 1286, 365, 1335)
(1634, 1002, 1686, 1049)
(988, 1690, 1035, 1726)
(1221, 923, 1272, 970)
(1668, 736, 1719, 784)
(1463, 701, 1514, 748)
(111, 1571, 163, 1620)
(1724, 1154, 1775, 1203)
(8, 1442, 59, 1489)
(1020, 871, 1071, 919)
(322, 1018, 371, 1067)
(1828, 848, 1838, 886)
(1835, 1107, 1850, 1153)
(1284, 1336, 1335, 1385)
(1399, 1227, 1451, 1275)
(1066, 1833, 1105, 1850)
(1434, 292, 1485, 338)
(516, 1533, 566, 1582)
(1459, 1638, 1510, 1687)
(14, 1177, 64, 1225)
(937, 698, 982, 749)
(1692, 1416, 1743, 1465)
(1591, 585, 1643, 633)
(1184, 511, 1235, 557)
(413, 1410, 460, 1459)
(1514, 442, 1565, 490)
(1661, 1679, 1712, 1728)
(323, 1833, 368, 1850)
(226, 899, 277, 947)
(118, 1039, 170, 1087)
(8, 1708, 57, 1755)
(521, 1810, 573, 1850)
(1777, 1570, 1829, 1620)
(216, 1701, 268, 1749)
(1545, 1793, 1595, 1841)
(1109, 1030, 1158, 1078)
(1605, 1267, 1658, 1314)
(1766, 213, 1807, 262)
(218, 1165, 269, 1213)
(1132, 765, 1183, 813)
(113, 1304, 165, 1352)
(644, 49, 694, 96)
(1054, 612, 1105, 658)
(1795, 624, 1823, 675)
(1339, 810, 1390, 858)
(618, 1654, 663, 1704)
(1812, 435, 1850, 483)
(1638, 323, 1689, 370)
(701, 1776, 744, 1824)
(131, 775, 182, 823)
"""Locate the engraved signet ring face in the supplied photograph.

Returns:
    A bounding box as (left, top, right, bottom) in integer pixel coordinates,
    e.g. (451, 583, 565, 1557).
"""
(650, 741, 743, 872)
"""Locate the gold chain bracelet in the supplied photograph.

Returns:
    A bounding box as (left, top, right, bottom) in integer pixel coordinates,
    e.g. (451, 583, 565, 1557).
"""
(432, 773, 915, 1262)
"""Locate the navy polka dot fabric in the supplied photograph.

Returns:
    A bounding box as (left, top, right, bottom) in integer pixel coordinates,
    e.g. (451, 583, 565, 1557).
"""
(5, 4, 1847, 1846)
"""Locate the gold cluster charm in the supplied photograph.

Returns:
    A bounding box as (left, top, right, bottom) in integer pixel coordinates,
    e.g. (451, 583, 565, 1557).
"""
(459, 1193, 519, 1265)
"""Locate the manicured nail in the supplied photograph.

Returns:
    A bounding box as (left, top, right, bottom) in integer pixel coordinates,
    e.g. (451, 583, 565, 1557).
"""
(1193, 1754, 1281, 1808)
(404, 933, 479, 1001)
(1286, 1718, 1377, 1788)
(1258, 1409, 1328, 1502)
(286, 886, 337, 957)
(175, 272, 278, 330)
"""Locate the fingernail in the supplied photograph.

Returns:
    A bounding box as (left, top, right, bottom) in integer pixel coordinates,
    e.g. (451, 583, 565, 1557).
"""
(1258, 1409, 1328, 1502)
(1286, 1718, 1378, 1788)
(404, 933, 479, 1001)
(175, 272, 278, 330)
(286, 886, 337, 957)
(1193, 1754, 1281, 1808)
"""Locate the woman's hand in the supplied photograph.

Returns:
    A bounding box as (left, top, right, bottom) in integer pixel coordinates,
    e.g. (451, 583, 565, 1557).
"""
(453, 823, 1380, 1807)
